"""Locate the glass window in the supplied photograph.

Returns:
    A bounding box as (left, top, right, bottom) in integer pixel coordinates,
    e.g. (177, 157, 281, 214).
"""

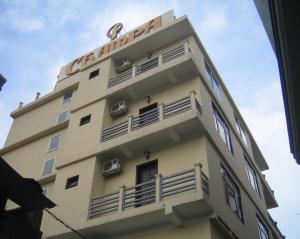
(89, 69, 100, 79)
(57, 111, 69, 124)
(213, 105, 233, 153)
(245, 157, 260, 196)
(42, 158, 55, 176)
(80, 114, 91, 126)
(62, 91, 73, 104)
(66, 175, 79, 189)
(42, 188, 48, 196)
(205, 62, 221, 98)
(48, 134, 61, 152)
(221, 165, 243, 221)
(235, 116, 248, 146)
(257, 216, 269, 239)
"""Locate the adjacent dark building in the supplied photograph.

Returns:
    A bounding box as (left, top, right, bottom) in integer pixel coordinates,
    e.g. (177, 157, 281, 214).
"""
(254, 0, 300, 164)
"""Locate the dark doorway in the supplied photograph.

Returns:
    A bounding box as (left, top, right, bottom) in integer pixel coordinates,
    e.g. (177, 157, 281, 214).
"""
(138, 103, 158, 127)
(135, 160, 158, 207)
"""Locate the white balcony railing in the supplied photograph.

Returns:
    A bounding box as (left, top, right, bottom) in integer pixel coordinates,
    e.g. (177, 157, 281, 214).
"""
(88, 164, 209, 219)
(100, 91, 201, 142)
(107, 43, 188, 88)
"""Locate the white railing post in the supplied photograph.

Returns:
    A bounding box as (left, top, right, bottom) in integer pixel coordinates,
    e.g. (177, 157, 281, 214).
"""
(194, 163, 203, 192)
(158, 53, 163, 66)
(118, 185, 125, 212)
(184, 41, 190, 54)
(159, 103, 164, 121)
(132, 65, 137, 78)
(128, 115, 133, 132)
(189, 90, 196, 109)
(155, 174, 162, 203)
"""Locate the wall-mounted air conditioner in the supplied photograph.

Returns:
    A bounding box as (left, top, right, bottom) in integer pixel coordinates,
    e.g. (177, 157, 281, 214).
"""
(115, 58, 132, 73)
(102, 159, 121, 176)
(110, 101, 128, 117)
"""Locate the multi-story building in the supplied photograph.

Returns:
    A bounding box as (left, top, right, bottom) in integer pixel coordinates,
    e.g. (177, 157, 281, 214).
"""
(1, 10, 284, 239)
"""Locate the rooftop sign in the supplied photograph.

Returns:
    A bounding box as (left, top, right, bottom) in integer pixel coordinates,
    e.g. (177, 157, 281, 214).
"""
(106, 23, 123, 40)
(58, 16, 162, 80)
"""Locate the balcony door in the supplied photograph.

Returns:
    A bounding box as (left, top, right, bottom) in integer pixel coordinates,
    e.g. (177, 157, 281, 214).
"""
(138, 103, 158, 127)
(136, 160, 157, 207)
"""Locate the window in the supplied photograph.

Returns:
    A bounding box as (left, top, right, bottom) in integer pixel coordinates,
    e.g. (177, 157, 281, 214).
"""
(80, 114, 91, 126)
(42, 188, 48, 196)
(213, 104, 233, 152)
(257, 216, 269, 239)
(62, 91, 73, 104)
(57, 111, 69, 124)
(221, 165, 243, 221)
(65, 175, 79, 189)
(89, 69, 99, 79)
(205, 61, 221, 98)
(235, 116, 248, 146)
(42, 158, 55, 177)
(48, 134, 61, 152)
(245, 156, 260, 196)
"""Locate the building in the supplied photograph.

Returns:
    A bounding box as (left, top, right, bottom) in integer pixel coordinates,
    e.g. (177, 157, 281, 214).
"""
(0, 73, 7, 91)
(0, 10, 284, 239)
(254, 0, 300, 164)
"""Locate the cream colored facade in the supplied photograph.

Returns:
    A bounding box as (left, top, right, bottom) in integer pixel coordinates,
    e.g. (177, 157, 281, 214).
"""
(1, 10, 284, 239)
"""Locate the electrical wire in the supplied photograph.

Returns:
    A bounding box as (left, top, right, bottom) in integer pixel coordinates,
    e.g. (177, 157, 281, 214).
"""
(44, 208, 89, 239)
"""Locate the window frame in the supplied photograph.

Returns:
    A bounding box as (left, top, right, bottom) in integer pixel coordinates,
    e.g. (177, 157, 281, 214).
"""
(221, 165, 244, 222)
(56, 110, 69, 124)
(41, 158, 56, 177)
(62, 91, 73, 104)
(245, 156, 261, 197)
(235, 115, 248, 146)
(65, 175, 79, 189)
(256, 215, 269, 239)
(48, 133, 62, 152)
(213, 104, 233, 153)
(79, 114, 91, 126)
(205, 61, 222, 99)
(89, 69, 100, 80)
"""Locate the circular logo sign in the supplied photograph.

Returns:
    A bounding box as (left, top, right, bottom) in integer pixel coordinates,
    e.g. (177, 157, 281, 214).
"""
(107, 23, 123, 40)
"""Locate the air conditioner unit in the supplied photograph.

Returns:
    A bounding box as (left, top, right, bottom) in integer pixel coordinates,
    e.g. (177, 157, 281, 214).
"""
(115, 58, 132, 73)
(102, 159, 121, 176)
(110, 101, 128, 117)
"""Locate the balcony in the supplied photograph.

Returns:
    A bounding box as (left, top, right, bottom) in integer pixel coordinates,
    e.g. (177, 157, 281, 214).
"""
(84, 164, 212, 237)
(268, 213, 285, 239)
(106, 42, 199, 101)
(99, 92, 204, 158)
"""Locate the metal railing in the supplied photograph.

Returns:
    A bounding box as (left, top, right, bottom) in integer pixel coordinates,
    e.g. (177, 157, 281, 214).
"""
(124, 180, 156, 209)
(101, 120, 128, 142)
(162, 44, 185, 63)
(108, 68, 133, 88)
(162, 168, 195, 199)
(88, 164, 209, 219)
(100, 92, 201, 142)
(201, 173, 209, 195)
(89, 190, 119, 219)
(132, 107, 159, 130)
(107, 42, 189, 88)
(136, 57, 159, 75)
(163, 96, 191, 119)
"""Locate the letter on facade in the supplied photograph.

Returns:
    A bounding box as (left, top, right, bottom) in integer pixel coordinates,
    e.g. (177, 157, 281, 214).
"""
(65, 57, 83, 75)
(144, 16, 161, 33)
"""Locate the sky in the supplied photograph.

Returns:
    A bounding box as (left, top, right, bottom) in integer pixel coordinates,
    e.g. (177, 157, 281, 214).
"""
(0, 0, 299, 238)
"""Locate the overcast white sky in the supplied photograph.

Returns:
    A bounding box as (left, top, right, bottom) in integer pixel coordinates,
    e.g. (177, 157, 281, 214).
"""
(1, 0, 300, 238)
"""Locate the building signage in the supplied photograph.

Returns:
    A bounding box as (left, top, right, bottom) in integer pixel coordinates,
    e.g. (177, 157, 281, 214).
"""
(63, 16, 161, 78)
(107, 23, 123, 40)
